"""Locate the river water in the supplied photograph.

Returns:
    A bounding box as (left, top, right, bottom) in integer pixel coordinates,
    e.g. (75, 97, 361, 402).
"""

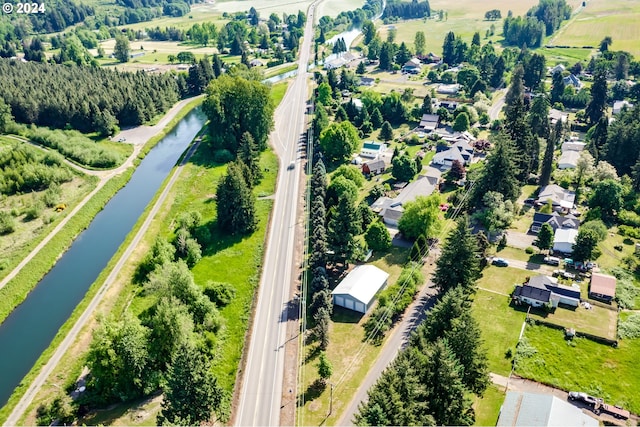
(0, 108, 207, 408)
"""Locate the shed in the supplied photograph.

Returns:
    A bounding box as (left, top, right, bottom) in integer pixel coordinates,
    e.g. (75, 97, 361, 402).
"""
(331, 265, 390, 313)
(498, 391, 598, 427)
(589, 273, 617, 302)
(362, 159, 386, 175)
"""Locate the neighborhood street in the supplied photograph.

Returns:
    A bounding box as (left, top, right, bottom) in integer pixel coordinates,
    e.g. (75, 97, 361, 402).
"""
(234, 2, 317, 426)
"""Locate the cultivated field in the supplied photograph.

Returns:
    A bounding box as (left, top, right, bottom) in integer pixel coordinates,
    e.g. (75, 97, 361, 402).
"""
(550, 0, 640, 57)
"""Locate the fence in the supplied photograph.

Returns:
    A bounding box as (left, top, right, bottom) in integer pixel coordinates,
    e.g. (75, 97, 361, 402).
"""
(526, 318, 619, 347)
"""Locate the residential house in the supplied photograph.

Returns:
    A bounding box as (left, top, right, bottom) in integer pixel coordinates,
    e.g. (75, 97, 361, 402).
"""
(331, 265, 390, 313)
(362, 158, 386, 175)
(548, 108, 568, 125)
(561, 140, 586, 152)
(497, 391, 598, 427)
(530, 212, 580, 233)
(402, 58, 422, 74)
(563, 74, 583, 89)
(323, 52, 357, 70)
(418, 113, 440, 132)
(513, 275, 581, 308)
(553, 228, 578, 254)
(549, 64, 566, 75)
(434, 128, 476, 145)
(613, 100, 633, 115)
(589, 273, 617, 303)
(431, 140, 474, 168)
(359, 76, 375, 87)
(371, 171, 441, 226)
(537, 184, 575, 211)
(436, 84, 461, 95)
(417, 52, 441, 63)
(249, 59, 264, 67)
(360, 141, 385, 159)
(558, 150, 580, 169)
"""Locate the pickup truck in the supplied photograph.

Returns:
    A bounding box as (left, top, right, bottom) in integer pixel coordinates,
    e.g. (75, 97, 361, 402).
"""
(568, 391, 602, 407)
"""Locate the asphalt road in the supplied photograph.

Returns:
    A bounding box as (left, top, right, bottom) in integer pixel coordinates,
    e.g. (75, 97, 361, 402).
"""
(234, 3, 317, 426)
(337, 281, 439, 426)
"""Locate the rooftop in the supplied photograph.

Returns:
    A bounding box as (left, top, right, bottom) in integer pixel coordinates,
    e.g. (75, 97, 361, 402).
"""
(590, 273, 617, 298)
(498, 391, 598, 427)
(331, 265, 390, 305)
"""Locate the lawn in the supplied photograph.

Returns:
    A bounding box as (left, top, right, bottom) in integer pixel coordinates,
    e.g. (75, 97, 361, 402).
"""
(550, 0, 640, 57)
(270, 81, 289, 107)
(527, 303, 617, 340)
(471, 289, 526, 376)
(473, 384, 506, 427)
(477, 266, 531, 295)
(516, 322, 640, 414)
(594, 229, 637, 271)
(493, 246, 545, 265)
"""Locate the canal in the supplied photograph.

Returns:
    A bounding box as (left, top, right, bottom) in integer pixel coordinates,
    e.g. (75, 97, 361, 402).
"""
(0, 108, 207, 408)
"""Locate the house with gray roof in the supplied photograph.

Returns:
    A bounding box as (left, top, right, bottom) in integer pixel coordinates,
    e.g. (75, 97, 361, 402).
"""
(418, 113, 440, 132)
(513, 275, 581, 308)
(531, 212, 579, 233)
(563, 74, 583, 89)
(498, 391, 598, 426)
(371, 171, 440, 226)
(537, 184, 575, 211)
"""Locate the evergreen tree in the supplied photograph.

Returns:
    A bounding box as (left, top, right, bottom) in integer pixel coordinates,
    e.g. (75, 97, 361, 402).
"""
(472, 32, 481, 46)
(380, 121, 394, 141)
(572, 228, 599, 262)
(379, 41, 395, 71)
(317, 351, 333, 384)
(237, 132, 262, 186)
(473, 133, 521, 204)
(433, 216, 480, 295)
(585, 67, 608, 125)
(356, 61, 366, 75)
(371, 108, 384, 129)
(311, 159, 328, 201)
(421, 95, 432, 114)
(327, 193, 361, 265)
(216, 161, 257, 235)
(539, 137, 555, 187)
(157, 344, 224, 426)
(550, 70, 565, 104)
(453, 112, 470, 131)
(490, 56, 505, 88)
(395, 42, 412, 66)
(529, 95, 550, 138)
(442, 31, 456, 66)
(314, 307, 330, 350)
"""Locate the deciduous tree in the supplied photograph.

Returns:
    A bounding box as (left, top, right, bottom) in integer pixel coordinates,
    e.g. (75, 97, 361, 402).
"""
(398, 194, 442, 240)
(365, 220, 392, 251)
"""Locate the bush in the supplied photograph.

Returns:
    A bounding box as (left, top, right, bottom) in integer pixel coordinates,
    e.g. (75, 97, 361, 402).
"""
(24, 200, 44, 221)
(618, 210, 640, 227)
(525, 246, 535, 254)
(618, 225, 640, 239)
(42, 184, 62, 207)
(0, 211, 16, 234)
(618, 313, 640, 339)
(204, 281, 236, 307)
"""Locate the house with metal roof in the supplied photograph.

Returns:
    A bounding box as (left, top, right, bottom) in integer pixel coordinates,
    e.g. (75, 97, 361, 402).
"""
(589, 273, 617, 303)
(498, 391, 598, 426)
(418, 113, 440, 132)
(360, 141, 385, 159)
(331, 265, 390, 313)
(553, 228, 578, 254)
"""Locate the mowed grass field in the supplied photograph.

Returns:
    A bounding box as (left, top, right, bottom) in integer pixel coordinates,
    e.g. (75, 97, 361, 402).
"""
(551, 0, 640, 57)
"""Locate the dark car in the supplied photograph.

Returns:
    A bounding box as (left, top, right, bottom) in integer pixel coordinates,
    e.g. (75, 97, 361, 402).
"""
(492, 258, 509, 267)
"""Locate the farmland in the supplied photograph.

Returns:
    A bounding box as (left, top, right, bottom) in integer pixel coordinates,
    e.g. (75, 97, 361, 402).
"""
(550, 0, 640, 57)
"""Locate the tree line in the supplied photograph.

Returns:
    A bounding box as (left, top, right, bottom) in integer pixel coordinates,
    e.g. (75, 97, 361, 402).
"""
(0, 59, 180, 134)
(383, 0, 431, 20)
(503, 0, 571, 47)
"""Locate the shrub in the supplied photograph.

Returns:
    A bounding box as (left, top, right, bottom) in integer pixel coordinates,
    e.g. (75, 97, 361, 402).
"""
(618, 225, 640, 239)
(618, 313, 640, 339)
(24, 200, 44, 221)
(618, 210, 640, 227)
(525, 246, 535, 254)
(0, 211, 16, 234)
(204, 281, 236, 307)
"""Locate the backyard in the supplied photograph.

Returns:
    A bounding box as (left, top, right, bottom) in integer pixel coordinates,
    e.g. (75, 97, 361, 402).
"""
(515, 322, 640, 414)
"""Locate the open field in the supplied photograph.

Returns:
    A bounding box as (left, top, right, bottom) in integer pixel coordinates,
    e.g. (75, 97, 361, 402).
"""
(316, 0, 365, 19)
(116, 3, 228, 32)
(550, 0, 640, 57)
(472, 289, 526, 376)
(516, 322, 640, 414)
(215, 0, 313, 15)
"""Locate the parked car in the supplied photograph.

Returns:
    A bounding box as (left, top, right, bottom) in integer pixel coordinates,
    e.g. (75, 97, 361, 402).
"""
(492, 258, 509, 267)
(553, 269, 575, 279)
(523, 198, 535, 205)
(288, 161, 295, 170)
(568, 392, 602, 407)
(544, 256, 560, 266)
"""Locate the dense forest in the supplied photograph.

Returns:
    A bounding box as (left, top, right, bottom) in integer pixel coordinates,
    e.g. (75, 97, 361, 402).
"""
(383, 0, 431, 20)
(503, 0, 571, 47)
(0, 0, 94, 36)
(0, 60, 180, 134)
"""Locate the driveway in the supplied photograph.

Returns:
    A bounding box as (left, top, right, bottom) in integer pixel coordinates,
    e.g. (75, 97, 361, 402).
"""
(506, 231, 537, 249)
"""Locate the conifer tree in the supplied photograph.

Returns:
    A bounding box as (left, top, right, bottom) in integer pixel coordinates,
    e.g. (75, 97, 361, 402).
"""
(216, 162, 257, 235)
(327, 193, 361, 265)
(472, 133, 520, 204)
(237, 132, 262, 186)
(433, 216, 480, 295)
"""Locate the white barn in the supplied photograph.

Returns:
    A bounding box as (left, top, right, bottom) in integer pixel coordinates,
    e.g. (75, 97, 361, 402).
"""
(331, 265, 389, 313)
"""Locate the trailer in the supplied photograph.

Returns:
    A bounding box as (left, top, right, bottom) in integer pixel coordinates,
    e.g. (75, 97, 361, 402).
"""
(594, 402, 630, 420)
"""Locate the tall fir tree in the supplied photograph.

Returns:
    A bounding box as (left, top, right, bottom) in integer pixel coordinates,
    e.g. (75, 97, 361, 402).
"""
(216, 161, 257, 235)
(473, 133, 521, 204)
(237, 132, 262, 186)
(585, 67, 608, 125)
(433, 216, 480, 295)
(327, 193, 361, 265)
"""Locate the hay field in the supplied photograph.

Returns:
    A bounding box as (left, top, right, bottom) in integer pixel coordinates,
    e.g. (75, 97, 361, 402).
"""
(550, 0, 640, 57)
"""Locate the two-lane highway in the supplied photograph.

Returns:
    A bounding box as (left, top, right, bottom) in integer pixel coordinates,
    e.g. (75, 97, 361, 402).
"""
(235, 2, 318, 425)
